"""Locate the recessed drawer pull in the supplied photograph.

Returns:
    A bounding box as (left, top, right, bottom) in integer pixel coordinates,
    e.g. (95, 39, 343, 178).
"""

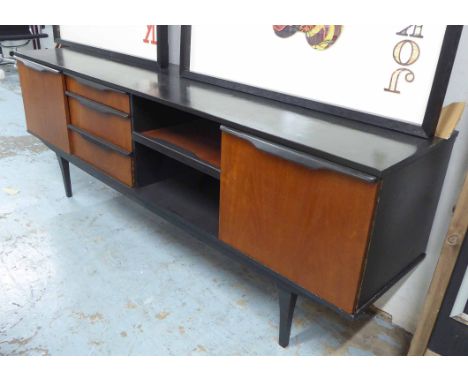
(65, 91, 129, 119)
(221, 126, 377, 183)
(68, 124, 132, 157)
(15, 57, 60, 74)
(72, 76, 125, 94)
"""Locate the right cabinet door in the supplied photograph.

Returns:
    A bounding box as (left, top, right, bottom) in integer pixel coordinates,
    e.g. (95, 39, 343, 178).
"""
(219, 131, 379, 313)
(17, 59, 70, 153)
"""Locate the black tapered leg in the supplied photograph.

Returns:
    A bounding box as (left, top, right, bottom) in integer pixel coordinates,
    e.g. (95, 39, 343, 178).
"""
(56, 154, 72, 198)
(277, 285, 298, 348)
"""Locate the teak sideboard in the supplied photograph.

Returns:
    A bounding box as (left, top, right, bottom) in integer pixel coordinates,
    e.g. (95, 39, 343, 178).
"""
(15, 48, 456, 347)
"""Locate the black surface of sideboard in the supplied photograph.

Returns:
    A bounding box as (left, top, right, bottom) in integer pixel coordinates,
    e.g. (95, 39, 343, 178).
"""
(15, 48, 447, 177)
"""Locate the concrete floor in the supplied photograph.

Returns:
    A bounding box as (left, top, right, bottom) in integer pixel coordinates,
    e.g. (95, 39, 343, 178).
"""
(0, 64, 411, 355)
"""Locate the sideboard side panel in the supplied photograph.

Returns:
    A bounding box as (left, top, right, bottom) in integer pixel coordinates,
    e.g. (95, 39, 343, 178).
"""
(357, 136, 456, 308)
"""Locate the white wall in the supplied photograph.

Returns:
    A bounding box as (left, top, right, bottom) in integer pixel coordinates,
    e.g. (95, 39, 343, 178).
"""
(168, 25, 468, 333)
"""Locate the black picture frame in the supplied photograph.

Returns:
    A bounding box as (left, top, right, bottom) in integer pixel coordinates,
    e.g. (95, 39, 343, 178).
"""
(180, 25, 463, 138)
(53, 25, 169, 71)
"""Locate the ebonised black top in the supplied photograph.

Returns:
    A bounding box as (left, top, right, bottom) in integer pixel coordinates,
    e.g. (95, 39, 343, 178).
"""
(16, 48, 454, 177)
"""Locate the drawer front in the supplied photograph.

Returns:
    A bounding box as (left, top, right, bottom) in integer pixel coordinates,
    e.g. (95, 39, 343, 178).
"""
(68, 95, 132, 152)
(66, 76, 130, 113)
(69, 130, 134, 187)
(219, 131, 379, 313)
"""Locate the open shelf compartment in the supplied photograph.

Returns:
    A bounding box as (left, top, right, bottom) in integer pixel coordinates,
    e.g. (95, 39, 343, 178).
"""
(133, 142, 220, 237)
(132, 95, 221, 179)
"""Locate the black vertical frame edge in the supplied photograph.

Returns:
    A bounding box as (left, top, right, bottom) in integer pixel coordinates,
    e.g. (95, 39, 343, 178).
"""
(180, 25, 191, 74)
(180, 25, 463, 139)
(421, 25, 464, 137)
(157, 25, 169, 69)
(52, 25, 169, 71)
(52, 25, 61, 42)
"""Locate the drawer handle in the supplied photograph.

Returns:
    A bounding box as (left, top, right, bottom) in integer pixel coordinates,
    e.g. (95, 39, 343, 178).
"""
(68, 124, 132, 157)
(15, 57, 60, 74)
(221, 126, 377, 183)
(72, 76, 125, 94)
(66, 91, 129, 119)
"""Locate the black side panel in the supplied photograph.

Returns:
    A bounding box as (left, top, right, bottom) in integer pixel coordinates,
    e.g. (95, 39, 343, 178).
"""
(429, 235, 468, 356)
(357, 135, 456, 308)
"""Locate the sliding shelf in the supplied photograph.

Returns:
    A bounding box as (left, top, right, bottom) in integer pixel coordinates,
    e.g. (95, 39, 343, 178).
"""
(133, 122, 221, 179)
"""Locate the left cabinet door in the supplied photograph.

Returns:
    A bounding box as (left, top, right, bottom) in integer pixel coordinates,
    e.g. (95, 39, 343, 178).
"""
(17, 59, 70, 153)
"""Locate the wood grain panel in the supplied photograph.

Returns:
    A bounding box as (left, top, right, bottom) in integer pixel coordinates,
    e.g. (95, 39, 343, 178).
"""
(68, 97, 132, 152)
(219, 133, 379, 313)
(69, 131, 134, 187)
(142, 124, 221, 168)
(65, 76, 130, 113)
(17, 61, 70, 153)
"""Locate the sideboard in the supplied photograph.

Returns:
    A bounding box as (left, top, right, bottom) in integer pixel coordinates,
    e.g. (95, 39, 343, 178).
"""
(15, 48, 456, 347)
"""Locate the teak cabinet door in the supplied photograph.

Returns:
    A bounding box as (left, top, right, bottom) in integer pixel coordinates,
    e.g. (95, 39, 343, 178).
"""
(219, 131, 379, 313)
(17, 59, 70, 153)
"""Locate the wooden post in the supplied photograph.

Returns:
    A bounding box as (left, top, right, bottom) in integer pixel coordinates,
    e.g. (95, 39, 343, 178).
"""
(408, 173, 468, 355)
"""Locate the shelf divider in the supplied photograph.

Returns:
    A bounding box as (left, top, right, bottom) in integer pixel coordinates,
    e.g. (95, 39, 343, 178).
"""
(133, 122, 221, 179)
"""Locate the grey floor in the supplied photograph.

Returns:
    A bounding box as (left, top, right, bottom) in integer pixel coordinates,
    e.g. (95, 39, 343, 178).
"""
(0, 64, 411, 355)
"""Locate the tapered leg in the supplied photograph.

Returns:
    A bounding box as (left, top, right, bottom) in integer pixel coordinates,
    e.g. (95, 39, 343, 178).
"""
(277, 285, 298, 348)
(56, 154, 72, 197)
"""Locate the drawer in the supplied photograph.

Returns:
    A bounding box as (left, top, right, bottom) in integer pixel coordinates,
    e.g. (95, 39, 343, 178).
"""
(69, 130, 134, 187)
(65, 76, 130, 113)
(67, 93, 132, 152)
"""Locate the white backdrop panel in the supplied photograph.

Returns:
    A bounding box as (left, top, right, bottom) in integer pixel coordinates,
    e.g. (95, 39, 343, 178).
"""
(59, 26, 158, 61)
(189, 25, 447, 126)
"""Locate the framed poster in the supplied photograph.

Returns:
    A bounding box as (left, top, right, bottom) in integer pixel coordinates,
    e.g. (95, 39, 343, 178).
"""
(180, 25, 463, 138)
(54, 25, 169, 70)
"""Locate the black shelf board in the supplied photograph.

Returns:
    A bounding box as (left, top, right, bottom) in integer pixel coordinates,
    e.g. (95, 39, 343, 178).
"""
(133, 130, 221, 179)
